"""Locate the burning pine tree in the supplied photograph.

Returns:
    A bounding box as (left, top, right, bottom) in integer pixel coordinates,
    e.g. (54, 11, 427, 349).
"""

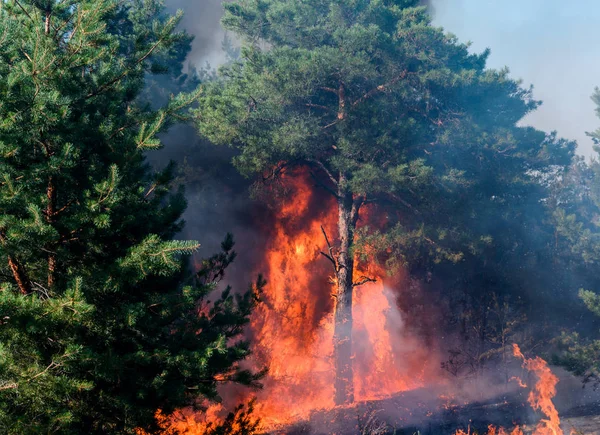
(197, 0, 572, 406)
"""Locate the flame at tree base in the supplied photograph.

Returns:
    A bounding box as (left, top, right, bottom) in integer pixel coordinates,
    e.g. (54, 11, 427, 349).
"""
(150, 172, 570, 435)
(159, 171, 440, 433)
(245, 171, 436, 428)
(456, 425, 525, 435)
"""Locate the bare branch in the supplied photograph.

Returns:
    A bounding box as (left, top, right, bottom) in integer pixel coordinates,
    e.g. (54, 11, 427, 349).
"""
(309, 170, 339, 199)
(306, 159, 338, 186)
(14, 0, 33, 21)
(305, 103, 331, 112)
(352, 70, 411, 108)
(321, 225, 338, 273)
(353, 276, 377, 287)
(144, 183, 157, 198)
(388, 192, 421, 215)
(322, 119, 339, 130)
(319, 86, 338, 95)
(29, 359, 63, 381)
(0, 381, 18, 391)
(1, 230, 31, 295)
(47, 199, 74, 218)
(320, 251, 336, 265)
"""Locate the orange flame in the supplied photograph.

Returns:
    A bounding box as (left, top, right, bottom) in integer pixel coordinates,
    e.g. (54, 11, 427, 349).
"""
(247, 171, 433, 429)
(509, 376, 527, 389)
(455, 345, 562, 435)
(456, 425, 524, 435)
(158, 170, 438, 433)
(513, 344, 562, 435)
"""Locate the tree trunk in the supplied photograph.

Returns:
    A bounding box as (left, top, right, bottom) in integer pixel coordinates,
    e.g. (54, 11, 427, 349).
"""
(333, 187, 361, 405)
(0, 232, 31, 295)
(7, 256, 31, 295)
(46, 176, 56, 289)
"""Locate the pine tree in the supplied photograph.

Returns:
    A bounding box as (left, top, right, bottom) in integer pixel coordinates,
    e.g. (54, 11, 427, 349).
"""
(196, 0, 573, 405)
(0, 1, 260, 432)
(552, 91, 600, 386)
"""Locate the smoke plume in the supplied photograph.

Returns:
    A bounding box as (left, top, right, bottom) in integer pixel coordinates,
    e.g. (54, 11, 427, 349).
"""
(166, 0, 227, 67)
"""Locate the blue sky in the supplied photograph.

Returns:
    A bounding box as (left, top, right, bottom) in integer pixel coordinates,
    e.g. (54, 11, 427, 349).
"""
(431, 0, 600, 156)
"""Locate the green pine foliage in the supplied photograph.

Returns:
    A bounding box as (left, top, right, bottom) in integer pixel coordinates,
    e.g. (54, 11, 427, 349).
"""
(552, 93, 600, 388)
(0, 1, 260, 433)
(197, 0, 573, 272)
(195, 0, 574, 403)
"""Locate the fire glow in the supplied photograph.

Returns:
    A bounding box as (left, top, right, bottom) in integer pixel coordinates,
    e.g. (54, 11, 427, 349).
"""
(161, 170, 438, 433)
(248, 171, 433, 428)
(155, 172, 572, 435)
(456, 344, 563, 435)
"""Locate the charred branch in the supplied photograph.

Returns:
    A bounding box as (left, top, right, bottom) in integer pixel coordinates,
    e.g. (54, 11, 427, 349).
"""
(353, 276, 377, 287)
(320, 225, 339, 273)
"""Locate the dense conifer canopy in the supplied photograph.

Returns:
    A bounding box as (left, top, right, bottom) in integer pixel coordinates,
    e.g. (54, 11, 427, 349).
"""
(0, 1, 260, 433)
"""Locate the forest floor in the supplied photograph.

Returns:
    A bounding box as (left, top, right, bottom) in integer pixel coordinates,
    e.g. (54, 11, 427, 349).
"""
(271, 369, 600, 435)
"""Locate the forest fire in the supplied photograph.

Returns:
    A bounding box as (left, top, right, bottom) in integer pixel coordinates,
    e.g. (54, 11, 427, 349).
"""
(160, 171, 438, 433)
(454, 345, 563, 435)
(6, 0, 600, 433)
(247, 171, 433, 428)
(513, 344, 562, 435)
(154, 171, 579, 435)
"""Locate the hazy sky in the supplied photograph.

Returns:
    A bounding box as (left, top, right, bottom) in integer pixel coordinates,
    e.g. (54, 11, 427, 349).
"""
(431, 0, 600, 156)
(175, 0, 600, 156)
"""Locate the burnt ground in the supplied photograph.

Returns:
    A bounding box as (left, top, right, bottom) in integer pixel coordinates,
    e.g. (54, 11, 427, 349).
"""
(268, 387, 600, 435)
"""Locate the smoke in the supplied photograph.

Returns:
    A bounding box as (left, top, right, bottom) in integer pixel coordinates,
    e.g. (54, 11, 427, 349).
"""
(151, 0, 600, 432)
(420, 0, 437, 15)
(166, 0, 228, 67)
(429, 0, 600, 156)
(168, 0, 440, 67)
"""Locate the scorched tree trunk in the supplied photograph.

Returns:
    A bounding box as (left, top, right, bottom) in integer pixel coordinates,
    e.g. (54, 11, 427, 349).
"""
(333, 188, 361, 406)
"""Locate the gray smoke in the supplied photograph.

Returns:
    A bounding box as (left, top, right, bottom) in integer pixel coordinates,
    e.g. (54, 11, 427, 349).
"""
(168, 0, 439, 67)
(166, 0, 227, 67)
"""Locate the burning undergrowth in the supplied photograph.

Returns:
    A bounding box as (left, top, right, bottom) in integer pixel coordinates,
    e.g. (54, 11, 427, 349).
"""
(157, 168, 585, 434)
(157, 168, 443, 433)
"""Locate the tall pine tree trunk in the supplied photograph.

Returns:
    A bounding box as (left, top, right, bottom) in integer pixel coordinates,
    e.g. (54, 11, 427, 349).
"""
(46, 176, 56, 289)
(333, 186, 362, 405)
(0, 232, 30, 295)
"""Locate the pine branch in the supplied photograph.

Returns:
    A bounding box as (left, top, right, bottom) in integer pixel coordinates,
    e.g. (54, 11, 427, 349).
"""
(85, 14, 180, 100)
(351, 70, 411, 108)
